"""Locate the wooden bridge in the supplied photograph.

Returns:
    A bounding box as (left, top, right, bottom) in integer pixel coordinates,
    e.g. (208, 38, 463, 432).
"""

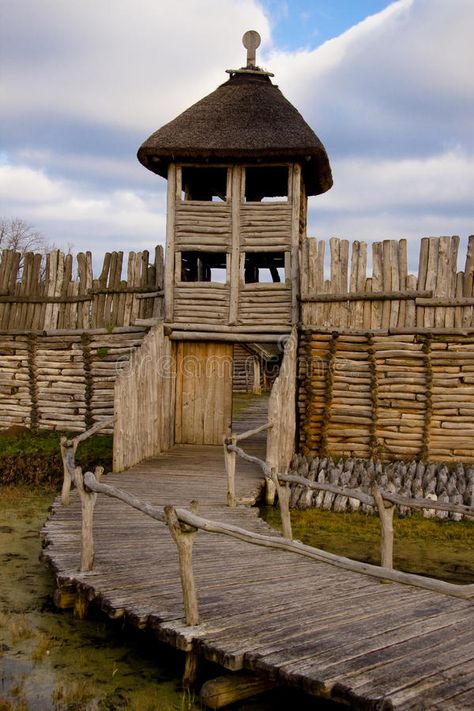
(42, 399, 474, 710)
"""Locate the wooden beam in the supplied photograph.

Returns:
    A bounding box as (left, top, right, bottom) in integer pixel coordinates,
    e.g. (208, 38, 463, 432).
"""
(301, 290, 433, 303)
(164, 163, 177, 322)
(200, 674, 278, 709)
(165, 322, 291, 334)
(229, 166, 242, 325)
(168, 331, 285, 343)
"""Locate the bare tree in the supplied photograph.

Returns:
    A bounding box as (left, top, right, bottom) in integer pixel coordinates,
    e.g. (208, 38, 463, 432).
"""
(0, 217, 47, 255)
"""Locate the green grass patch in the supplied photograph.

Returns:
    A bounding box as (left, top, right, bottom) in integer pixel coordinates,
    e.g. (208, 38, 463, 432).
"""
(0, 428, 112, 487)
(262, 506, 474, 584)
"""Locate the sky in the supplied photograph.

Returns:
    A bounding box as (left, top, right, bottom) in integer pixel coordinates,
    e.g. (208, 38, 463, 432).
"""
(1, 0, 473, 273)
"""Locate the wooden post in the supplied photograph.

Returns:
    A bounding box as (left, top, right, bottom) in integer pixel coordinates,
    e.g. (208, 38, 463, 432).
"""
(200, 673, 278, 709)
(372, 485, 395, 570)
(60, 436, 78, 505)
(183, 651, 199, 689)
(271, 468, 292, 540)
(224, 433, 237, 507)
(164, 504, 200, 626)
(75, 466, 102, 572)
(265, 476, 276, 506)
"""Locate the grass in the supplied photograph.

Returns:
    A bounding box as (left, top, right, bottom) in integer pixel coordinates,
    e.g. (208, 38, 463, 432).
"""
(0, 428, 112, 486)
(262, 506, 474, 584)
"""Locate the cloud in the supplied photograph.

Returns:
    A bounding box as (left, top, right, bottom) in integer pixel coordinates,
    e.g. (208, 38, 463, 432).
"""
(1, 0, 270, 133)
(0, 164, 166, 255)
(267, 0, 474, 160)
(1, 0, 473, 259)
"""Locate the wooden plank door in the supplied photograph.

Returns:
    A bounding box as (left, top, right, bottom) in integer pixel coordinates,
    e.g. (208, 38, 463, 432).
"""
(175, 342, 233, 444)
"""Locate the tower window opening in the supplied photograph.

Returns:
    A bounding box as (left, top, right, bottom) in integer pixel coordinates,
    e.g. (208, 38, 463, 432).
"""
(181, 251, 227, 283)
(244, 252, 286, 284)
(181, 167, 228, 202)
(244, 166, 289, 202)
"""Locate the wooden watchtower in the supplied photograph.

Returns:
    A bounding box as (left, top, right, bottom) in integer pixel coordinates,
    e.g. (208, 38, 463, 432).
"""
(136, 32, 332, 445)
(138, 31, 332, 334)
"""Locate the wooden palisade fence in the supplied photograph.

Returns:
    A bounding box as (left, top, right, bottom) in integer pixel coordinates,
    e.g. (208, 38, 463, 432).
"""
(113, 324, 175, 471)
(0, 247, 164, 330)
(300, 235, 474, 330)
(0, 247, 164, 432)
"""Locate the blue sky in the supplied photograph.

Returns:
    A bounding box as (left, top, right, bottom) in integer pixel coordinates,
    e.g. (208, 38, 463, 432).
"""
(0, 0, 473, 272)
(260, 0, 394, 49)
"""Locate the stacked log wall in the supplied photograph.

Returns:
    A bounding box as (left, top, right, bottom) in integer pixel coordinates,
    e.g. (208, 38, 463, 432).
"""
(0, 327, 146, 432)
(299, 332, 474, 463)
(299, 235, 474, 463)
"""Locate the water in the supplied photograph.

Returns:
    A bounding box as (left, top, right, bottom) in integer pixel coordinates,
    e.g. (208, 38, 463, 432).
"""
(0, 487, 338, 711)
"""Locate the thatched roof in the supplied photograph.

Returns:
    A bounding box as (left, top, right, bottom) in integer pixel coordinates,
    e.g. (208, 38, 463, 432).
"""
(138, 71, 332, 196)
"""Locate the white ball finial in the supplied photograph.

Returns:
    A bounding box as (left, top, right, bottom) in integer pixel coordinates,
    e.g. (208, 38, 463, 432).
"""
(242, 30, 261, 68)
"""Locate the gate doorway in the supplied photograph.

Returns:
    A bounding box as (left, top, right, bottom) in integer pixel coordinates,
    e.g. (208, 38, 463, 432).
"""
(175, 342, 233, 445)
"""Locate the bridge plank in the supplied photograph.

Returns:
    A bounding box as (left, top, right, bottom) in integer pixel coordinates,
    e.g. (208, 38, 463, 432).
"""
(42, 422, 474, 709)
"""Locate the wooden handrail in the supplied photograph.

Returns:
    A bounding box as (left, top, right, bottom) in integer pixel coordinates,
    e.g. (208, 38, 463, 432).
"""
(224, 425, 273, 506)
(66, 416, 115, 447)
(224, 441, 473, 581)
(60, 417, 115, 505)
(226, 443, 271, 477)
(278, 473, 474, 518)
(227, 422, 273, 444)
(80, 471, 474, 602)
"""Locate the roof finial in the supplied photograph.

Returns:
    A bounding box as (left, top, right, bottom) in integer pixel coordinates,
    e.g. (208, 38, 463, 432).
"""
(242, 30, 261, 69)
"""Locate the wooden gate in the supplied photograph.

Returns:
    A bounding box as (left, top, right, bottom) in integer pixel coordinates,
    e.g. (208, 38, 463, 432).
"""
(175, 342, 233, 445)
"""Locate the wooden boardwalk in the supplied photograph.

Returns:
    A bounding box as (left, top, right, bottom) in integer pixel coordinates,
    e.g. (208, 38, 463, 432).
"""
(42, 404, 474, 710)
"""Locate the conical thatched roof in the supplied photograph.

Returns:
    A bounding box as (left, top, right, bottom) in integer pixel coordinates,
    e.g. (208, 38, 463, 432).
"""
(138, 71, 332, 196)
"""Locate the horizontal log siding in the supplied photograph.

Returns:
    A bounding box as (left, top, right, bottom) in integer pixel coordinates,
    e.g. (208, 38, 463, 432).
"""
(301, 235, 474, 329)
(299, 331, 474, 463)
(239, 285, 292, 326)
(0, 328, 146, 431)
(240, 203, 292, 249)
(173, 285, 230, 324)
(174, 202, 232, 250)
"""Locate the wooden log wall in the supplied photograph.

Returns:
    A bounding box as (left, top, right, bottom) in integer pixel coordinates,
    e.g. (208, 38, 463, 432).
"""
(113, 324, 175, 471)
(300, 235, 474, 329)
(299, 332, 474, 463)
(172, 180, 293, 327)
(0, 327, 146, 431)
(267, 327, 297, 473)
(0, 246, 164, 331)
(239, 202, 292, 327)
(232, 344, 260, 393)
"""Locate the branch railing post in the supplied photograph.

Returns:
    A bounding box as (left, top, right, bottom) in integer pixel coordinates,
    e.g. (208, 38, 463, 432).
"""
(224, 433, 237, 507)
(164, 502, 200, 627)
(76, 465, 103, 572)
(372, 485, 395, 570)
(60, 417, 114, 506)
(60, 436, 78, 505)
(271, 468, 292, 540)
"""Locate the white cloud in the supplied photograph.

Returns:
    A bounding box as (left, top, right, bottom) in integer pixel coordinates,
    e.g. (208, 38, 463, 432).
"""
(1, 0, 473, 259)
(1, 0, 270, 131)
(267, 0, 474, 158)
(0, 164, 165, 254)
(319, 150, 474, 211)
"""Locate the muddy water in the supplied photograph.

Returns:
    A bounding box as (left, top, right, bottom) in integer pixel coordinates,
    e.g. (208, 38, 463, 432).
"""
(0, 487, 200, 711)
(0, 488, 337, 711)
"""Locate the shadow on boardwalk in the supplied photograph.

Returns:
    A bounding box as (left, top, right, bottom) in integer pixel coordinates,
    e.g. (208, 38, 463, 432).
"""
(42, 396, 474, 710)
